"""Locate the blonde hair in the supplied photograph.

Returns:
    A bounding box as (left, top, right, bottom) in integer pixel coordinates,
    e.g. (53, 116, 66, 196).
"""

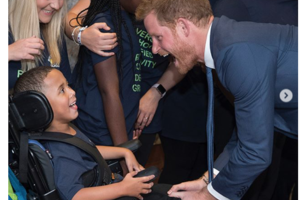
(136, 0, 213, 28)
(9, 0, 67, 71)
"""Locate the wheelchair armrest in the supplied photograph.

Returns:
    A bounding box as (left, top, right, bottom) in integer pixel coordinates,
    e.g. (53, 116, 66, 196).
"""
(116, 139, 142, 152)
(133, 166, 160, 183)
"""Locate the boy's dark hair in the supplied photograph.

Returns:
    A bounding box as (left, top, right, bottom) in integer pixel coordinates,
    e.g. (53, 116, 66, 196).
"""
(13, 66, 54, 95)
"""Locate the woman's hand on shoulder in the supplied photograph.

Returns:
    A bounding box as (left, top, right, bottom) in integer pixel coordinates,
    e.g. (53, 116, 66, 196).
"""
(80, 22, 117, 57)
(9, 35, 44, 61)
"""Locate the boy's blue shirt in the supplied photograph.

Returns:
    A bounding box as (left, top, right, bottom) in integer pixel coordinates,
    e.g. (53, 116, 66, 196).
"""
(42, 128, 97, 200)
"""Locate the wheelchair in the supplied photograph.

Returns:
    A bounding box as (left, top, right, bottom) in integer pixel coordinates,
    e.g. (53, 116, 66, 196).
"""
(9, 90, 158, 200)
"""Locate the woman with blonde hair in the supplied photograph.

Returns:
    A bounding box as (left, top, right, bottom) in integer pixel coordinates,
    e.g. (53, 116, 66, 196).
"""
(8, 0, 71, 89)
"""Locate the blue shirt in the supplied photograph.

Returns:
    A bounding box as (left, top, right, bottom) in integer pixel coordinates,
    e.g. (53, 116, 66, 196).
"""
(42, 129, 97, 200)
(72, 9, 141, 145)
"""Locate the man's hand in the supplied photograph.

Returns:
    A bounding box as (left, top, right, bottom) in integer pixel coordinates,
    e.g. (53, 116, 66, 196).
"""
(169, 185, 217, 200)
(168, 177, 217, 200)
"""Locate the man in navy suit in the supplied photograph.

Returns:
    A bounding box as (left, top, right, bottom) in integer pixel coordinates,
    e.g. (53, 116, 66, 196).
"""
(210, 1, 298, 199)
(136, 0, 298, 199)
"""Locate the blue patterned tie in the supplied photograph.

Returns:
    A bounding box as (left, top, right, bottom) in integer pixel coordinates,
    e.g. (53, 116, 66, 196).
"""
(206, 67, 214, 182)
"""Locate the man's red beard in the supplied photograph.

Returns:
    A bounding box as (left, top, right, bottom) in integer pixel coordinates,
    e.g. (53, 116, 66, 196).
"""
(171, 36, 198, 74)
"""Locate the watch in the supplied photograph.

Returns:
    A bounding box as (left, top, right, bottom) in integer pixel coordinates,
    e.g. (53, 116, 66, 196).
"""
(152, 83, 166, 98)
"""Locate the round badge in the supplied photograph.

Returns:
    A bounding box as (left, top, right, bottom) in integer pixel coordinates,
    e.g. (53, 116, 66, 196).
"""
(279, 89, 293, 103)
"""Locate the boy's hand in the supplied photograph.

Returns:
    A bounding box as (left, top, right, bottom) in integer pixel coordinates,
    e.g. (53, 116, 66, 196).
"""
(124, 149, 144, 172)
(121, 171, 154, 200)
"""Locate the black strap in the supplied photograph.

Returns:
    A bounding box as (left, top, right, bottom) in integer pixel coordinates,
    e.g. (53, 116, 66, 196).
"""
(29, 132, 112, 185)
(18, 131, 28, 184)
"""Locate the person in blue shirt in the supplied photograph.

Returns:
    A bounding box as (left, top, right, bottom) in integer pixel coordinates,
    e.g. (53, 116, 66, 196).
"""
(71, 0, 141, 151)
(66, 0, 173, 167)
(132, 18, 170, 166)
(8, 0, 71, 90)
(13, 66, 179, 200)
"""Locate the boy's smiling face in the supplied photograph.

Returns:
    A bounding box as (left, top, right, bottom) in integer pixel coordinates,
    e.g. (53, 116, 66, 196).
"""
(42, 69, 78, 125)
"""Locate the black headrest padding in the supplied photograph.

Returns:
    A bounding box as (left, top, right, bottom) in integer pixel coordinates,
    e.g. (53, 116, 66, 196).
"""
(11, 90, 53, 132)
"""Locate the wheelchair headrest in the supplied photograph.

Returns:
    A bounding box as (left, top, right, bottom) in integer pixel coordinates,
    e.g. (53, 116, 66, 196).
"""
(9, 90, 53, 132)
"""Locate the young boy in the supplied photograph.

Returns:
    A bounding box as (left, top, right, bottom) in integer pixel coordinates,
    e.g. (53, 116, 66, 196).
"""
(13, 67, 179, 200)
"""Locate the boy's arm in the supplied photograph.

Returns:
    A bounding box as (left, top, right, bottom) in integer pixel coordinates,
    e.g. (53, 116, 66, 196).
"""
(96, 145, 143, 172)
(73, 183, 127, 200)
(96, 145, 129, 160)
(73, 171, 154, 200)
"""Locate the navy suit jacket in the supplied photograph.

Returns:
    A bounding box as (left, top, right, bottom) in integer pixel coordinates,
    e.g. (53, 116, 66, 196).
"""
(212, 0, 298, 26)
(210, 16, 298, 199)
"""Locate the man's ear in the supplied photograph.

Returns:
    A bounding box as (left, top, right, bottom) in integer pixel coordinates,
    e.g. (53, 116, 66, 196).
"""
(176, 18, 190, 37)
